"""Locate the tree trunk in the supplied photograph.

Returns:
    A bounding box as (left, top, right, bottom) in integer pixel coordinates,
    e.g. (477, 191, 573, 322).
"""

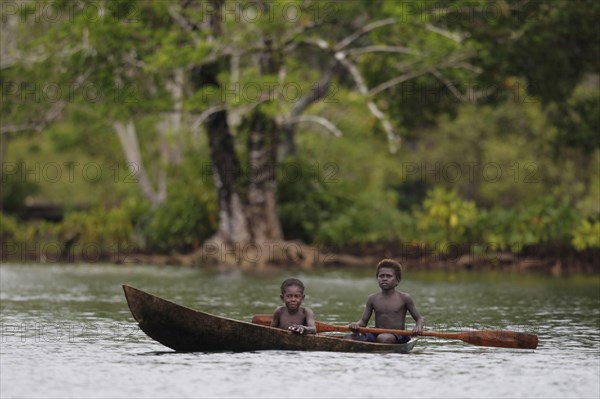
(204, 110, 250, 245)
(280, 68, 334, 160)
(0, 132, 9, 211)
(195, 1, 286, 267)
(200, 108, 287, 268)
(247, 110, 283, 244)
(158, 67, 185, 166)
(114, 120, 166, 208)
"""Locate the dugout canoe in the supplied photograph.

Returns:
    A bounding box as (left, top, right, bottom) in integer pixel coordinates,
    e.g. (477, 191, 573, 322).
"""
(123, 285, 418, 353)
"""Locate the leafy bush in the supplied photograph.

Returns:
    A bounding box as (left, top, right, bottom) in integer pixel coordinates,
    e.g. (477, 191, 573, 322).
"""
(58, 198, 148, 255)
(0, 212, 19, 241)
(1, 161, 40, 216)
(413, 187, 478, 251)
(476, 195, 580, 252)
(315, 193, 414, 248)
(277, 157, 351, 243)
(571, 219, 600, 250)
(140, 182, 217, 253)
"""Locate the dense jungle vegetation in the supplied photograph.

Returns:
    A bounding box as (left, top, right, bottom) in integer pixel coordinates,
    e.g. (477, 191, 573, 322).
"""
(1, 0, 598, 267)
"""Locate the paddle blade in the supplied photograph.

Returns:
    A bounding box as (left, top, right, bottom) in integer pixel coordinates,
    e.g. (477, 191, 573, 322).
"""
(464, 330, 539, 349)
(251, 314, 272, 326)
(423, 329, 538, 349)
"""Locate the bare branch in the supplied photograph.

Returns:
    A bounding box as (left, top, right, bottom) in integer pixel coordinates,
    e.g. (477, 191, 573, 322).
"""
(282, 21, 323, 53)
(300, 38, 331, 51)
(335, 52, 368, 94)
(190, 105, 228, 131)
(290, 69, 333, 118)
(334, 18, 397, 51)
(366, 101, 400, 153)
(370, 53, 478, 96)
(452, 62, 482, 74)
(369, 68, 432, 97)
(289, 115, 343, 137)
(335, 52, 400, 152)
(167, 3, 197, 32)
(423, 23, 465, 43)
(346, 45, 420, 57)
(430, 68, 467, 103)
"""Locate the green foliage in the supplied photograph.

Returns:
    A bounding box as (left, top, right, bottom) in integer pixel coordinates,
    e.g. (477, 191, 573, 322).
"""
(439, 0, 599, 104)
(0, 212, 20, 241)
(277, 157, 350, 243)
(315, 192, 414, 248)
(58, 198, 148, 253)
(571, 220, 600, 250)
(547, 78, 600, 154)
(1, 161, 40, 216)
(2, 0, 598, 262)
(406, 98, 592, 209)
(413, 187, 478, 251)
(139, 181, 217, 253)
(476, 196, 580, 252)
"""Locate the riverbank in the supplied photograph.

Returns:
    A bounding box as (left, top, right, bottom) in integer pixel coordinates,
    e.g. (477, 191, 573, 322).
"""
(1, 240, 598, 275)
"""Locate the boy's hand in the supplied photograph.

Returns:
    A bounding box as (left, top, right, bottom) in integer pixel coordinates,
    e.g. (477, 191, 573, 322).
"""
(412, 325, 423, 335)
(288, 325, 306, 334)
(349, 323, 361, 333)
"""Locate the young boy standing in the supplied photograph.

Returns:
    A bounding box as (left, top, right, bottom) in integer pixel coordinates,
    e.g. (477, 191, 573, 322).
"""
(271, 278, 316, 335)
(349, 259, 424, 344)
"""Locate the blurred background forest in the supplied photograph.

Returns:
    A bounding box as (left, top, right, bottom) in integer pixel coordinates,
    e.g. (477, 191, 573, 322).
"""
(1, 0, 598, 270)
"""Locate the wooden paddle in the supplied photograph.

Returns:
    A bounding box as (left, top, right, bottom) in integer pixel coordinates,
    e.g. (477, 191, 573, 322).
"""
(251, 314, 538, 349)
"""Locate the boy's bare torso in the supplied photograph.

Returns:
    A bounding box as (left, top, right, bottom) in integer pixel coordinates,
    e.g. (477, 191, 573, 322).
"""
(369, 291, 412, 330)
(274, 307, 307, 329)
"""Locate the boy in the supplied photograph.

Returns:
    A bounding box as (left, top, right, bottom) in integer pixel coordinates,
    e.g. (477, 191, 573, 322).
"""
(271, 278, 316, 335)
(348, 259, 424, 344)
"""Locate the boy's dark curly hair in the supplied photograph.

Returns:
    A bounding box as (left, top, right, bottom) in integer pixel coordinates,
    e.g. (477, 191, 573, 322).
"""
(376, 259, 402, 282)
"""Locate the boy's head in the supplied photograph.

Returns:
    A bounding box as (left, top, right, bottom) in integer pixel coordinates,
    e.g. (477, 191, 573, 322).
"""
(280, 278, 305, 294)
(280, 278, 305, 311)
(376, 259, 402, 282)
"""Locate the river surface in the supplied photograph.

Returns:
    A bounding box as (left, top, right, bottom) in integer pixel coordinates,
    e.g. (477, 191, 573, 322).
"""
(1, 263, 598, 398)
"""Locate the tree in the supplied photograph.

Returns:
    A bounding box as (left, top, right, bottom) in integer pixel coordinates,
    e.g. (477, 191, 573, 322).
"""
(2, 0, 481, 265)
(178, 0, 480, 262)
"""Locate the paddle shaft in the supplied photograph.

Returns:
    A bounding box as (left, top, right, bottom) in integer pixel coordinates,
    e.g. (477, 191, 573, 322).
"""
(251, 315, 538, 349)
(314, 322, 413, 336)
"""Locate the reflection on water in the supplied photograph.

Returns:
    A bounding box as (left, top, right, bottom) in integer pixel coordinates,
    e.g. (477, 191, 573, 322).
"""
(1, 264, 599, 398)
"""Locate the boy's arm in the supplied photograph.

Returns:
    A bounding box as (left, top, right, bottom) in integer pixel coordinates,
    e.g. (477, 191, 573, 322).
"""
(405, 295, 425, 334)
(303, 308, 316, 334)
(271, 307, 282, 328)
(350, 296, 374, 330)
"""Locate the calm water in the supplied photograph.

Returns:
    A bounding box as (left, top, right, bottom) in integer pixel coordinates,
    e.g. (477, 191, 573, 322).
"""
(1, 263, 599, 398)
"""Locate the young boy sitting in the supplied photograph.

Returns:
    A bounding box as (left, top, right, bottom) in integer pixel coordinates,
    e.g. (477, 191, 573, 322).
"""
(271, 278, 316, 335)
(348, 259, 424, 343)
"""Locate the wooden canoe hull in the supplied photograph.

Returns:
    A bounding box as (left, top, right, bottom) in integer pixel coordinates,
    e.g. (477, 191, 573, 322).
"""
(123, 285, 417, 353)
